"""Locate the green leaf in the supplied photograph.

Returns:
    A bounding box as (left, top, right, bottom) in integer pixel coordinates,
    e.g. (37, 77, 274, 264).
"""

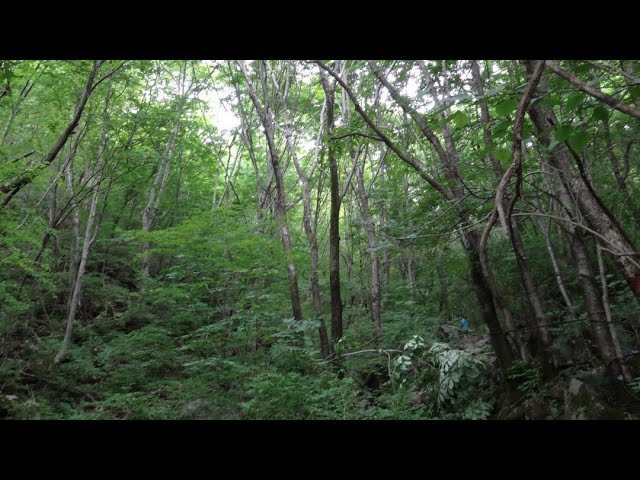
(565, 93, 585, 112)
(592, 106, 609, 122)
(491, 119, 511, 139)
(540, 94, 562, 107)
(495, 147, 512, 163)
(571, 62, 592, 76)
(555, 125, 574, 142)
(448, 111, 468, 128)
(495, 98, 518, 117)
(629, 85, 640, 100)
(568, 131, 591, 151)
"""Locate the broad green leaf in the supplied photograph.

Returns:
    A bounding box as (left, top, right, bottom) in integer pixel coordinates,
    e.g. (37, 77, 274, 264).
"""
(555, 125, 574, 142)
(565, 93, 585, 112)
(495, 98, 518, 117)
(568, 131, 591, 151)
(629, 85, 640, 100)
(495, 148, 512, 163)
(491, 119, 511, 138)
(592, 106, 609, 122)
(448, 111, 468, 128)
(540, 94, 562, 107)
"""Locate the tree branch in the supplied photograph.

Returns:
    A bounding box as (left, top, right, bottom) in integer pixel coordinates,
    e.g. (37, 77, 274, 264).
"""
(315, 60, 450, 200)
(546, 60, 640, 120)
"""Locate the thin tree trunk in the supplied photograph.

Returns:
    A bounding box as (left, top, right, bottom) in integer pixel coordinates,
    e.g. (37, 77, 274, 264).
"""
(596, 241, 632, 382)
(141, 96, 184, 276)
(355, 162, 382, 336)
(267, 61, 330, 358)
(1, 64, 40, 149)
(545, 60, 640, 120)
(238, 60, 303, 321)
(54, 83, 111, 364)
(537, 214, 578, 320)
(470, 60, 504, 178)
(469, 59, 531, 360)
(317, 60, 515, 375)
(479, 60, 553, 362)
(319, 68, 344, 343)
(64, 153, 81, 291)
(539, 153, 623, 381)
(1, 61, 102, 208)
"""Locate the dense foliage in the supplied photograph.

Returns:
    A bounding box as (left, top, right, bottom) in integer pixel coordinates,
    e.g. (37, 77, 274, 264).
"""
(2, 60, 640, 420)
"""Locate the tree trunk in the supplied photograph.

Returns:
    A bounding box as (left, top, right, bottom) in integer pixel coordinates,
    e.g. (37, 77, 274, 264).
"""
(141, 96, 184, 276)
(317, 60, 515, 378)
(319, 68, 343, 343)
(470, 60, 531, 361)
(267, 61, 331, 359)
(54, 83, 110, 364)
(1, 61, 101, 209)
(355, 162, 382, 336)
(525, 61, 640, 303)
(238, 60, 303, 321)
(539, 154, 623, 381)
(537, 214, 578, 321)
(597, 241, 632, 382)
(464, 230, 516, 372)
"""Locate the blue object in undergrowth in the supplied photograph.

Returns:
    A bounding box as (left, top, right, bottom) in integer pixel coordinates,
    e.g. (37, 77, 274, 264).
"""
(460, 317, 469, 332)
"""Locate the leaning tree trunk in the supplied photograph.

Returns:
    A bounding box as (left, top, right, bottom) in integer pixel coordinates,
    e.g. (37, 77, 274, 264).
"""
(525, 61, 640, 303)
(596, 241, 633, 383)
(238, 60, 303, 321)
(1, 61, 101, 209)
(469, 60, 531, 361)
(54, 83, 111, 364)
(141, 101, 183, 277)
(539, 154, 624, 381)
(474, 60, 553, 362)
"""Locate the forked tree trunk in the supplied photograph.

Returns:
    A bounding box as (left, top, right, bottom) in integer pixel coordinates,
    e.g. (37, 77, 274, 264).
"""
(266, 61, 330, 358)
(55, 84, 111, 364)
(238, 60, 303, 321)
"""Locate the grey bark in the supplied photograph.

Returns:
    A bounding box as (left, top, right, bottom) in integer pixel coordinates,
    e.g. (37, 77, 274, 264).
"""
(538, 153, 624, 381)
(355, 160, 382, 336)
(596, 241, 632, 383)
(141, 74, 185, 276)
(267, 61, 330, 358)
(526, 75, 640, 302)
(238, 60, 303, 321)
(55, 83, 111, 364)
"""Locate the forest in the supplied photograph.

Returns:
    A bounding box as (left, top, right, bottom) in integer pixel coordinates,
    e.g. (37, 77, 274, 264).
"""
(1, 59, 640, 420)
